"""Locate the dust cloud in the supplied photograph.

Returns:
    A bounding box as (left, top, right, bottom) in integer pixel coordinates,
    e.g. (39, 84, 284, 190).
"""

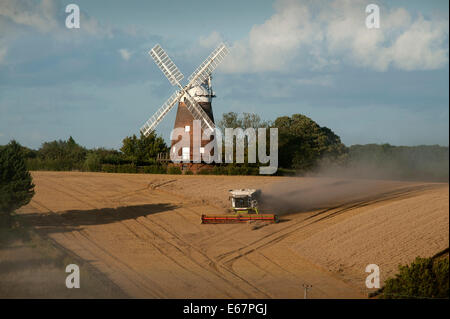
(259, 177, 390, 216)
(260, 148, 448, 216)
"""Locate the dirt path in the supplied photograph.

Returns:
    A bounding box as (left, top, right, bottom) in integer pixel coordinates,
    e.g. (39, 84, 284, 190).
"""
(13, 171, 448, 298)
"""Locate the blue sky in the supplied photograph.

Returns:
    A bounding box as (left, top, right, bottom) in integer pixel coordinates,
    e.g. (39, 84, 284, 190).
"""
(0, 0, 448, 149)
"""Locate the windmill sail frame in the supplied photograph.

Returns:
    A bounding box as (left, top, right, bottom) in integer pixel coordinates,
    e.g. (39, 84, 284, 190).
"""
(141, 43, 228, 136)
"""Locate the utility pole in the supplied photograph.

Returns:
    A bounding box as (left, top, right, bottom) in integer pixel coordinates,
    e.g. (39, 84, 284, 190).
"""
(302, 284, 312, 299)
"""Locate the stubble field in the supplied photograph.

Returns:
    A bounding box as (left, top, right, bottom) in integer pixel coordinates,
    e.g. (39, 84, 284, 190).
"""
(3, 171, 448, 298)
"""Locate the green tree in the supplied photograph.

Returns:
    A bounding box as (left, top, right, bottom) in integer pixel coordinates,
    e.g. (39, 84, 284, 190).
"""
(274, 114, 347, 170)
(0, 141, 35, 224)
(37, 136, 87, 170)
(120, 132, 168, 164)
(218, 112, 270, 131)
(217, 112, 271, 168)
(381, 256, 449, 299)
(83, 152, 102, 172)
(218, 112, 240, 131)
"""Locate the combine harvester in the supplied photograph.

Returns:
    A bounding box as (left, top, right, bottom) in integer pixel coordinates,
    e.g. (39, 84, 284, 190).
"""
(201, 189, 279, 224)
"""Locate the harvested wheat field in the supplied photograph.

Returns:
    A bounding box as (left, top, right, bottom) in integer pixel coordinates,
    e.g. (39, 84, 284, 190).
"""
(11, 171, 449, 298)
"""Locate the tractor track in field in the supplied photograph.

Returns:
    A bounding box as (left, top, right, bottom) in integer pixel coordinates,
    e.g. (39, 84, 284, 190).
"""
(300, 184, 441, 225)
(43, 179, 219, 296)
(31, 179, 172, 297)
(38, 175, 270, 297)
(103, 197, 271, 297)
(73, 229, 166, 297)
(146, 184, 369, 297)
(28, 175, 393, 296)
(28, 199, 163, 297)
(144, 186, 316, 291)
(212, 184, 437, 270)
(135, 213, 269, 297)
(44, 176, 424, 297)
(127, 215, 254, 298)
(15, 172, 448, 298)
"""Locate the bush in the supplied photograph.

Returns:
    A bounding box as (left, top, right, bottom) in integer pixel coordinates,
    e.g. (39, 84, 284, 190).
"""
(0, 141, 35, 221)
(25, 158, 42, 171)
(193, 165, 260, 176)
(84, 153, 102, 172)
(209, 165, 259, 175)
(142, 165, 166, 174)
(36, 137, 87, 171)
(26, 157, 83, 171)
(211, 166, 227, 175)
(197, 168, 212, 175)
(101, 164, 117, 173)
(100, 163, 138, 173)
(275, 168, 297, 176)
(116, 164, 137, 173)
(167, 166, 182, 175)
(228, 166, 259, 175)
(381, 256, 449, 299)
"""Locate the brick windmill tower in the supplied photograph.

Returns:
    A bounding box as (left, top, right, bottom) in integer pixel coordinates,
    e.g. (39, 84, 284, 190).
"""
(140, 44, 228, 171)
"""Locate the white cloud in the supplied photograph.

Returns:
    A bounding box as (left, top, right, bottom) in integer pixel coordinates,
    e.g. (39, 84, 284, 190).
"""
(0, 0, 111, 38)
(0, 0, 59, 32)
(118, 48, 132, 61)
(256, 74, 335, 98)
(216, 0, 449, 73)
(199, 31, 224, 48)
(387, 16, 449, 71)
(296, 74, 334, 87)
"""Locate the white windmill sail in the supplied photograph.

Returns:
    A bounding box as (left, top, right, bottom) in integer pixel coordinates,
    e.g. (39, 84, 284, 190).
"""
(180, 43, 228, 130)
(184, 94, 215, 131)
(141, 43, 229, 137)
(140, 90, 182, 136)
(186, 43, 229, 88)
(149, 44, 184, 86)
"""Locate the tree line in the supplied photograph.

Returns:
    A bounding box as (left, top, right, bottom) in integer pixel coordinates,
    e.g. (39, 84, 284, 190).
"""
(217, 112, 448, 181)
(1, 112, 448, 180)
(19, 132, 168, 174)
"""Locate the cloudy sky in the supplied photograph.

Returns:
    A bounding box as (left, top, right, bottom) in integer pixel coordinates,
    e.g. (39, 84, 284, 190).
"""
(0, 0, 448, 149)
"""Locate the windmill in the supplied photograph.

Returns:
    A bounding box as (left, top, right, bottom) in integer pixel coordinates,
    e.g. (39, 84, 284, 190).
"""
(141, 43, 229, 168)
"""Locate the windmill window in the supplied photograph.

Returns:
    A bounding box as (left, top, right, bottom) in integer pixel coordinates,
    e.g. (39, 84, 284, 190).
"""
(185, 125, 190, 132)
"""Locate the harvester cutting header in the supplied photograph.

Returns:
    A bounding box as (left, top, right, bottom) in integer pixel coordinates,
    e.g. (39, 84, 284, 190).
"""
(201, 189, 278, 224)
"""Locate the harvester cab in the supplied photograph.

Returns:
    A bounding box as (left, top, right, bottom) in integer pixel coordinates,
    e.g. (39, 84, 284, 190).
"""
(201, 189, 278, 224)
(229, 189, 261, 215)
